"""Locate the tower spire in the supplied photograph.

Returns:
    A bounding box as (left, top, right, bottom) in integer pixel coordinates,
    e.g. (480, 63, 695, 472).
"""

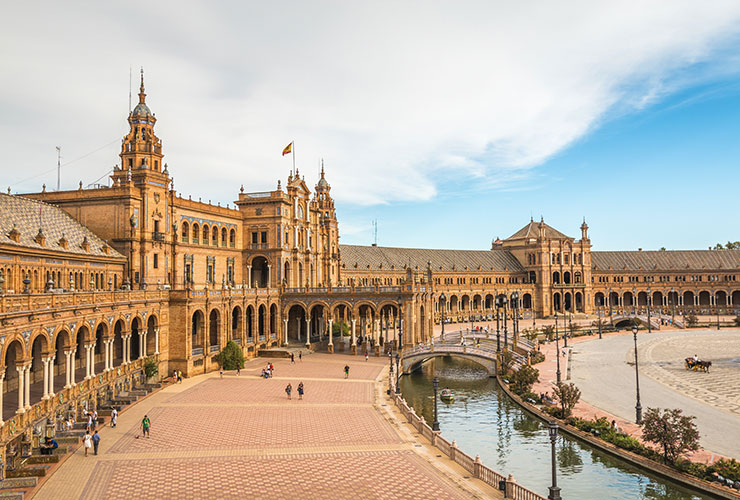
(138, 67, 146, 104)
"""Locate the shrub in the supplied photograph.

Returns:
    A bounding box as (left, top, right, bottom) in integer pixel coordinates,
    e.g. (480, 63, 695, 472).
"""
(553, 382, 581, 418)
(216, 340, 245, 370)
(542, 325, 555, 341)
(711, 458, 740, 482)
(641, 408, 700, 465)
(522, 328, 539, 343)
(333, 321, 350, 337)
(530, 352, 545, 365)
(685, 314, 698, 327)
(510, 365, 539, 396)
(143, 357, 159, 379)
(499, 350, 514, 375)
(522, 391, 540, 403)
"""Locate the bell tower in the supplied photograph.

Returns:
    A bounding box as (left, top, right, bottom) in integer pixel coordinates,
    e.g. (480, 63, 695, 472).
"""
(314, 162, 340, 286)
(113, 69, 165, 183)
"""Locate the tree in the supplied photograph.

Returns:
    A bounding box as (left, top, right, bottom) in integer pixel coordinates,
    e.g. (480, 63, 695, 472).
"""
(553, 382, 581, 418)
(510, 365, 539, 396)
(522, 328, 539, 343)
(542, 325, 555, 341)
(685, 314, 698, 327)
(144, 357, 159, 380)
(332, 321, 350, 337)
(659, 247, 666, 251)
(641, 408, 699, 464)
(216, 340, 245, 370)
(567, 321, 578, 337)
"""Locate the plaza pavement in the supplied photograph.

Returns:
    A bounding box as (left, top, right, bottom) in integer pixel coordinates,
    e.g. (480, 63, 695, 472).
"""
(34, 352, 500, 500)
(565, 328, 740, 459)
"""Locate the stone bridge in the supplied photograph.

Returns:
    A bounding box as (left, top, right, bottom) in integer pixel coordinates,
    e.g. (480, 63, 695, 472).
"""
(401, 342, 499, 376)
(610, 313, 682, 329)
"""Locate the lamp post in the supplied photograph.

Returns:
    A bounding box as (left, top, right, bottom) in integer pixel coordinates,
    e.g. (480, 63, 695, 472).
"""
(633, 287, 637, 315)
(395, 352, 401, 394)
(632, 326, 642, 425)
(502, 295, 509, 349)
(388, 352, 393, 395)
(555, 313, 561, 384)
(564, 312, 569, 348)
(717, 294, 721, 330)
(647, 288, 652, 333)
(440, 293, 446, 339)
(397, 297, 403, 351)
(511, 292, 519, 339)
(432, 376, 440, 431)
(548, 421, 562, 500)
(609, 288, 613, 319)
(671, 288, 676, 326)
(495, 298, 501, 353)
(597, 297, 603, 339)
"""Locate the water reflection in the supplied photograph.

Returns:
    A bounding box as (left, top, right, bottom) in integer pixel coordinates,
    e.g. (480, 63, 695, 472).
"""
(398, 357, 707, 500)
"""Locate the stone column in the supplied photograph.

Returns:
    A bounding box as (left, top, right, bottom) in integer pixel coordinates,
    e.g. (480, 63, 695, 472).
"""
(24, 364, 31, 410)
(139, 332, 145, 359)
(155, 328, 160, 355)
(41, 358, 50, 399)
(103, 340, 110, 372)
(124, 335, 130, 364)
(64, 351, 72, 388)
(267, 265, 272, 288)
(283, 319, 289, 346)
(48, 357, 55, 396)
(247, 266, 252, 288)
(351, 319, 357, 355)
(305, 318, 311, 348)
(70, 350, 77, 386)
(327, 318, 334, 351)
(16, 365, 25, 413)
(84, 346, 91, 380)
(374, 319, 381, 356)
(90, 345, 96, 378)
(0, 371, 5, 425)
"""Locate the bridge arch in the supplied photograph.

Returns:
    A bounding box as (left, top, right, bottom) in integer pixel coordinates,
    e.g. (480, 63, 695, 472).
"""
(402, 350, 496, 376)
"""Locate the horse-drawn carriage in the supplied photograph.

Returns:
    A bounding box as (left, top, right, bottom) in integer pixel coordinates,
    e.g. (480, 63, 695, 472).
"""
(685, 358, 712, 372)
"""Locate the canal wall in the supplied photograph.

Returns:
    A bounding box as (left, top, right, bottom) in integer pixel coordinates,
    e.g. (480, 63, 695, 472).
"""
(389, 378, 546, 500)
(496, 376, 740, 500)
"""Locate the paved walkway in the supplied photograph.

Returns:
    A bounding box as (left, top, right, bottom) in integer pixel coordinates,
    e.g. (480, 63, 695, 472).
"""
(35, 353, 499, 499)
(566, 328, 740, 460)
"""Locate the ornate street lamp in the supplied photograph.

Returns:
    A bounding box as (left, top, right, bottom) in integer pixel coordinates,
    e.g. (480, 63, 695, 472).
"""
(671, 288, 676, 325)
(440, 293, 446, 339)
(397, 296, 403, 351)
(597, 297, 603, 339)
(548, 421, 562, 500)
(511, 291, 519, 339)
(647, 288, 652, 333)
(432, 376, 440, 431)
(495, 297, 501, 353)
(387, 352, 393, 395)
(632, 326, 642, 425)
(555, 313, 561, 384)
(395, 352, 401, 394)
(502, 295, 509, 349)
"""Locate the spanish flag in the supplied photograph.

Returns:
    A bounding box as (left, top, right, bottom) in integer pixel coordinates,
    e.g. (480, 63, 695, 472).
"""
(282, 142, 293, 156)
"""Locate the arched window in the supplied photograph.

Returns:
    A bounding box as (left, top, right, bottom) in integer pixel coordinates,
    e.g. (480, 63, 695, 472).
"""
(212, 226, 218, 245)
(221, 227, 227, 246)
(229, 229, 236, 247)
(181, 221, 189, 242)
(192, 223, 200, 243)
(202, 224, 209, 244)
(574, 272, 582, 283)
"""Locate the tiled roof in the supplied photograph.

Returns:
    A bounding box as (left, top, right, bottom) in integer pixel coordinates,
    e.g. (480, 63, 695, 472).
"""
(0, 194, 124, 259)
(591, 250, 740, 271)
(506, 219, 571, 240)
(339, 244, 525, 272)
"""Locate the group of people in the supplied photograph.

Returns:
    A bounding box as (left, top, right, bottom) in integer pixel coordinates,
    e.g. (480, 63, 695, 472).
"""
(261, 362, 275, 378)
(284, 382, 305, 399)
(172, 369, 183, 383)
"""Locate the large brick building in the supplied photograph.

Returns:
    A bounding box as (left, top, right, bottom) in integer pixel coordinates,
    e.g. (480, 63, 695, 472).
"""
(1, 75, 738, 468)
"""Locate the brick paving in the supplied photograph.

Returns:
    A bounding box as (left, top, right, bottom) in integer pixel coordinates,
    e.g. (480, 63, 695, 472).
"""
(36, 352, 498, 500)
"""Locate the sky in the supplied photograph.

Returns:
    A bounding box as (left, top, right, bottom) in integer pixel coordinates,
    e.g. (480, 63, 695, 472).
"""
(2, 1, 740, 251)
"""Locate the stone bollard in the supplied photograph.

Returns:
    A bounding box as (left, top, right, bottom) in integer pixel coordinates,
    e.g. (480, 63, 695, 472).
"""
(450, 440, 457, 461)
(473, 454, 482, 479)
(431, 430, 439, 446)
(505, 474, 516, 499)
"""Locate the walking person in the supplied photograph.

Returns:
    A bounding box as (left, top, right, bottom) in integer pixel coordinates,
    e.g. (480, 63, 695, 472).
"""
(290, 353, 295, 364)
(298, 382, 304, 400)
(236, 365, 241, 376)
(364, 352, 368, 362)
(91, 410, 98, 430)
(111, 407, 118, 428)
(177, 370, 183, 384)
(285, 383, 292, 400)
(92, 430, 101, 455)
(344, 364, 350, 379)
(299, 351, 302, 362)
(141, 415, 151, 438)
(219, 366, 224, 379)
(86, 413, 93, 432)
(82, 430, 92, 457)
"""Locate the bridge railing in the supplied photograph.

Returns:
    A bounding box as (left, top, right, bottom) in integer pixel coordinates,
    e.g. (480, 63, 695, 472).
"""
(390, 380, 545, 499)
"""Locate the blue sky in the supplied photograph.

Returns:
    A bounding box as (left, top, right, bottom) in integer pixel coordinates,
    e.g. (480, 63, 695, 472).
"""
(338, 77, 740, 251)
(2, 2, 740, 253)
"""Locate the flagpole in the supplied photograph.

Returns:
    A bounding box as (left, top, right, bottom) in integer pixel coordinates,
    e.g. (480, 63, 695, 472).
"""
(292, 140, 296, 176)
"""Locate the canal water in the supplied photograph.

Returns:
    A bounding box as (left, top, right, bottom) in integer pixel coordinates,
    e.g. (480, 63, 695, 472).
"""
(398, 357, 708, 500)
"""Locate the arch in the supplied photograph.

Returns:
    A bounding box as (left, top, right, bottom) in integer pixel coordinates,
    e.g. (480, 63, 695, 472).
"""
(667, 290, 680, 308)
(437, 294, 447, 314)
(564, 292, 572, 312)
(130, 317, 141, 361)
(3, 339, 25, 420)
(202, 224, 209, 244)
(231, 306, 242, 341)
(187, 312, 203, 358)
(716, 290, 727, 307)
(698, 291, 711, 307)
(211, 226, 218, 245)
(575, 292, 583, 312)
(449, 295, 459, 313)
(552, 271, 560, 284)
(94, 322, 106, 372)
(75, 325, 90, 378)
(460, 295, 470, 312)
(637, 292, 648, 307)
(732, 290, 740, 307)
(270, 304, 278, 338)
(146, 315, 158, 355)
(609, 291, 619, 309)
(192, 222, 200, 243)
(652, 291, 663, 307)
(246, 305, 255, 340)
(683, 291, 695, 308)
(298, 262, 304, 286)
(29, 333, 48, 404)
(221, 227, 227, 246)
(522, 293, 532, 309)
(472, 294, 482, 311)
(553, 292, 561, 311)
(229, 228, 236, 247)
(287, 304, 307, 343)
(181, 221, 189, 242)
(284, 261, 291, 287)
(574, 272, 582, 284)
(251, 256, 269, 288)
(309, 303, 327, 342)
(623, 291, 634, 307)
(594, 292, 605, 307)
(402, 351, 496, 376)
(258, 304, 267, 339)
(484, 294, 494, 310)
(209, 309, 220, 347)
(563, 271, 571, 285)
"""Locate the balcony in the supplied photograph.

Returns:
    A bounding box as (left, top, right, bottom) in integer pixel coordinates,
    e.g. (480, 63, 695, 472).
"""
(153, 231, 165, 241)
(209, 345, 220, 353)
(251, 243, 269, 250)
(192, 347, 204, 357)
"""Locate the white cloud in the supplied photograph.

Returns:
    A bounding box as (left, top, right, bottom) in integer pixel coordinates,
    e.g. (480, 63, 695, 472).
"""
(2, 1, 740, 206)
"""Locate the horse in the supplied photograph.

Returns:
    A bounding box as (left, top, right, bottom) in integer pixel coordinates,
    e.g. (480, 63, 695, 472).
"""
(685, 358, 699, 371)
(698, 360, 712, 373)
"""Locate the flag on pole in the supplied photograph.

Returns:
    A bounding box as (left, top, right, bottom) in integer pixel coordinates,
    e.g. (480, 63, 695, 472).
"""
(282, 142, 293, 156)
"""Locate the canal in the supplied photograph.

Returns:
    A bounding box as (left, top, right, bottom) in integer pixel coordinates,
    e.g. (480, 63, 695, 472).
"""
(398, 357, 708, 500)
